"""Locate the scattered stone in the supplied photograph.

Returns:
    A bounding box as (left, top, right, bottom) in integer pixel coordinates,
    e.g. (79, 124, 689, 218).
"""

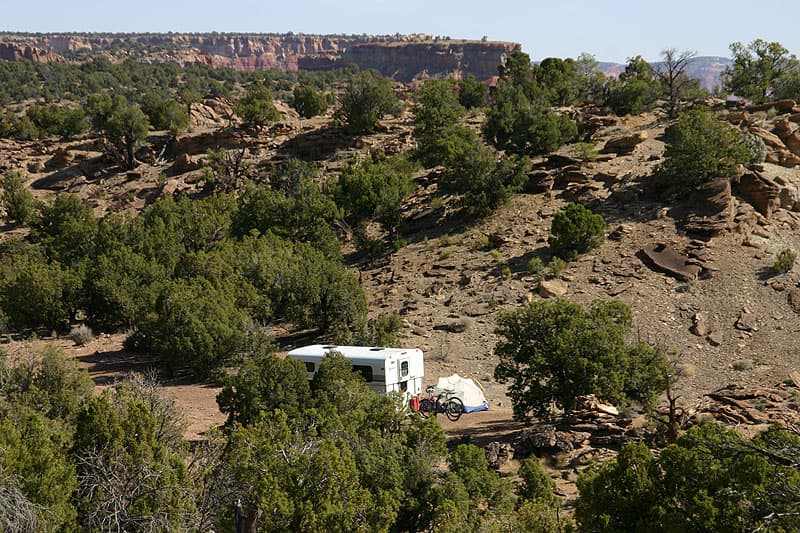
(411, 326, 429, 337)
(434, 317, 473, 333)
(690, 312, 708, 336)
(573, 395, 619, 416)
(771, 280, 787, 292)
(608, 224, 633, 241)
(539, 279, 568, 298)
(607, 282, 633, 297)
(484, 442, 513, 470)
(735, 309, 756, 332)
(707, 331, 723, 346)
(515, 425, 590, 456)
(462, 303, 492, 317)
(732, 359, 753, 371)
(788, 289, 800, 314)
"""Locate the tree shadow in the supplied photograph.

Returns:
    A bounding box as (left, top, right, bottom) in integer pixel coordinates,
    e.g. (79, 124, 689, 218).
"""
(442, 416, 527, 448)
(757, 266, 778, 281)
(277, 126, 357, 161)
(77, 348, 159, 386)
(30, 156, 117, 192)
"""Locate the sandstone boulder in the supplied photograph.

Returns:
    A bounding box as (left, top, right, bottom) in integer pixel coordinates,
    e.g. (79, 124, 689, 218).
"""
(600, 131, 647, 154)
(772, 175, 800, 211)
(562, 169, 591, 184)
(27, 160, 45, 173)
(525, 171, 555, 193)
(765, 148, 800, 167)
(774, 118, 800, 157)
(639, 243, 703, 281)
(171, 153, 203, 174)
(45, 148, 73, 169)
(433, 318, 471, 333)
(539, 279, 568, 298)
(682, 178, 734, 237)
(174, 129, 242, 155)
(748, 126, 786, 149)
(737, 172, 781, 218)
(776, 99, 797, 113)
(725, 111, 748, 124)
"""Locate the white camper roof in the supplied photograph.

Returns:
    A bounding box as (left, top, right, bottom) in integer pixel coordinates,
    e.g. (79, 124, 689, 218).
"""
(287, 344, 421, 362)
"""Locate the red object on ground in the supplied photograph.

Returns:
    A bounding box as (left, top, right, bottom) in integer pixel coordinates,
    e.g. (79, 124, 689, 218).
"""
(409, 395, 421, 412)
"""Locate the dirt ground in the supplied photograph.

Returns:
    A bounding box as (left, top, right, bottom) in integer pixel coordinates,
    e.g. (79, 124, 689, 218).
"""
(3, 333, 519, 442)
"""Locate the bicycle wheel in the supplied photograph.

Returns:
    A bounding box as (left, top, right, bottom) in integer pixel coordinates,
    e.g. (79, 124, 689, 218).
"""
(444, 398, 464, 421)
(419, 399, 435, 418)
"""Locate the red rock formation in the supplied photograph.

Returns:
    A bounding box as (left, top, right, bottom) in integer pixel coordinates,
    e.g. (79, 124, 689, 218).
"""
(339, 41, 520, 81)
(737, 171, 781, 218)
(0, 42, 63, 63)
(0, 33, 518, 81)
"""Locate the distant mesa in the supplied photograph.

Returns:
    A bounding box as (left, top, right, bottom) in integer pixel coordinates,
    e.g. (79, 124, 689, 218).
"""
(0, 32, 521, 82)
(599, 56, 733, 91)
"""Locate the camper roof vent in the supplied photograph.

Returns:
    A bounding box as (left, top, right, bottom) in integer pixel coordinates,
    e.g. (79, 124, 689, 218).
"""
(370, 347, 385, 351)
(323, 345, 337, 350)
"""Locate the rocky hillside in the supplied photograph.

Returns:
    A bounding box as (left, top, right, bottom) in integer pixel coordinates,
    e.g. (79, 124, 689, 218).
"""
(0, 32, 519, 81)
(4, 96, 800, 410)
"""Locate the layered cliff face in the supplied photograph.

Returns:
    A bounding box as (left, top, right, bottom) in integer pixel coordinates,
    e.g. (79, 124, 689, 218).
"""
(336, 41, 520, 81)
(0, 41, 63, 63)
(0, 33, 519, 81)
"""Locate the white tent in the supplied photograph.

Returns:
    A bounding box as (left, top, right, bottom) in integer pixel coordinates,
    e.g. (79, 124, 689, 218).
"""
(435, 374, 490, 413)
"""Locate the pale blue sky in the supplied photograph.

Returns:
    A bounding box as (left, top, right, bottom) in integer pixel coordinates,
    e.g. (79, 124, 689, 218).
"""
(4, 0, 800, 63)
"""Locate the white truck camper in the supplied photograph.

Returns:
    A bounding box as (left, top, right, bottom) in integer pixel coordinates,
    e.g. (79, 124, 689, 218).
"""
(286, 344, 424, 403)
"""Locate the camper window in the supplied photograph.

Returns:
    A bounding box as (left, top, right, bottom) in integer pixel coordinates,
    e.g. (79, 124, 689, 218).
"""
(305, 362, 315, 373)
(400, 361, 409, 378)
(352, 365, 373, 382)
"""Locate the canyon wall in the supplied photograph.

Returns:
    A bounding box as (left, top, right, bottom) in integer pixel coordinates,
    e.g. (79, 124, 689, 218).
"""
(0, 33, 519, 81)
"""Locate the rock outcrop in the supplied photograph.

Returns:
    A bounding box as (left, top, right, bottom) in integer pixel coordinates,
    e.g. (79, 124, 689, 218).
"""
(600, 131, 648, 154)
(737, 171, 781, 218)
(690, 382, 800, 426)
(0, 41, 63, 63)
(773, 118, 800, 157)
(682, 178, 735, 237)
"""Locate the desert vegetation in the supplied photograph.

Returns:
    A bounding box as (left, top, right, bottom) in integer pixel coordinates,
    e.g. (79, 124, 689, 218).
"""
(0, 31, 800, 531)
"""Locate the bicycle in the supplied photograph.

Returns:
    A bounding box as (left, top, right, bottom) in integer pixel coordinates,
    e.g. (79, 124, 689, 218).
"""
(418, 386, 464, 422)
